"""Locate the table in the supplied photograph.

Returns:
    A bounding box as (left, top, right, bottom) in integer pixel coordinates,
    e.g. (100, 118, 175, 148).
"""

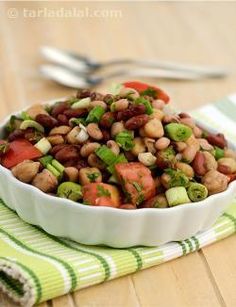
(0, 1, 236, 306)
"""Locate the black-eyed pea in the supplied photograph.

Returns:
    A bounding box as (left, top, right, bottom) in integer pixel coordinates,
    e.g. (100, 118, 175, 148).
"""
(78, 167, 102, 185)
(174, 141, 187, 152)
(107, 140, 120, 155)
(176, 162, 194, 178)
(193, 126, 203, 138)
(144, 118, 164, 138)
(186, 135, 200, 151)
(119, 87, 140, 99)
(144, 138, 156, 154)
(138, 152, 157, 166)
(131, 137, 146, 156)
(64, 167, 79, 182)
(87, 153, 106, 169)
(87, 123, 103, 140)
(218, 158, 236, 174)
(49, 125, 71, 136)
(180, 117, 195, 129)
(224, 148, 236, 159)
(66, 127, 81, 144)
(47, 135, 65, 145)
(111, 99, 129, 112)
(80, 142, 100, 157)
(26, 104, 48, 120)
(198, 138, 214, 151)
(152, 99, 165, 110)
(90, 100, 107, 110)
(111, 121, 125, 138)
(202, 170, 229, 195)
(203, 151, 217, 171)
(150, 109, 164, 121)
(155, 137, 170, 151)
(182, 145, 197, 163)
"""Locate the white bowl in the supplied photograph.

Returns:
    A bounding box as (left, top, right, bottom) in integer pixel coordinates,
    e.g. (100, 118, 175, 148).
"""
(0, 100, 236, 248)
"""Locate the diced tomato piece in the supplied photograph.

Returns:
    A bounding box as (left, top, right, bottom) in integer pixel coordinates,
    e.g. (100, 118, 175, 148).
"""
(123, 81, 170, 103)
(115, 162, 156, 206)
(1, 139, 42, 169)
(83, 183, 121, 208)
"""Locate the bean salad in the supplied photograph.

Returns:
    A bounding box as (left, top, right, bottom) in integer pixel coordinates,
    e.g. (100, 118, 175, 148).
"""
(0, 81, 236, 209)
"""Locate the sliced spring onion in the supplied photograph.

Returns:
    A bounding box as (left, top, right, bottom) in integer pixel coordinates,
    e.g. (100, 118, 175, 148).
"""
(69, 117, 86, 127)
(108, 174, 119, 184)
(165, 123, 192, 141)
(57, 182, 82, 201)
(34, 137, 52, 154)
(135, 97, 153, 115)
(109, 83, 123, 95)
(214, 146, 224, 160)
(20, 120, 45, 133)
(165, 187, 190, 207)
(86, 106, 105, 123)
(107, 154, 128, 174)
(71, 97, 91, 109)
(187, 183, 208, 202)
(39, 155, 53, 167)
(115, 131, 134, 151)
(51, 159, 65, 173)
(47, 164, 61, 178)
(20, 111, 32, 120)
(95, 145, 117, 165)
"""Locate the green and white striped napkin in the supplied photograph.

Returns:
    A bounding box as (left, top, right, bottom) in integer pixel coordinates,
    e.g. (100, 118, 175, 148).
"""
(1, 94, 236, 306)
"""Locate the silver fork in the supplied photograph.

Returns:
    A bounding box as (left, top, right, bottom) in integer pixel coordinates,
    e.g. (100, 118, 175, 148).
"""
(40, 45, 229, 78)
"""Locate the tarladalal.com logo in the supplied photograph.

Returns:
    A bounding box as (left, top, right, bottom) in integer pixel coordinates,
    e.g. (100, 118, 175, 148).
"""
(7, 7, 123, 19)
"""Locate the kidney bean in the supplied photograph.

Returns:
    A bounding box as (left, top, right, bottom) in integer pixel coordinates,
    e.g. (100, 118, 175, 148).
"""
(192, 152, 207, 176)
(125, 114, 149, 130)
(76, 159, 89, 171)
(35, 114, 58, 129)
(51, 102, 70, 117)
(116, 104, 146, 121)
(8, 129, 25, 141)
(119, 204, 136, 210)
(103, 94, 114, 104)
(217, 164, 231, 175)
(100, 112, 116, 128)
(178, 112, 191, 118)
(55, 145, 79, 163)
(50, 144, 67, 156)
(63, 108, 87, 119)
(63, 159, 78, 167)
(76, 89, 91, 99)
(57, 114, 69, 125)
(101, 129, 111, 142)
(207, 133, 227, 149)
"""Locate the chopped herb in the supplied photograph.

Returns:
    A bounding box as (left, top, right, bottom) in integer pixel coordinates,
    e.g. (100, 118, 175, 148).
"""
(165, 168, 189, 188)
(137, 193, 145, 205)
(0, 142, 9, 154)
(69, 117, 86, 126)
(140, 87, 157, 98)
(20, 111, 32, 121)
(87, 172, 100, 182)
(132, 182, 142, 193)
(97, 185, 111, 197)
(5, 115, 20, 133)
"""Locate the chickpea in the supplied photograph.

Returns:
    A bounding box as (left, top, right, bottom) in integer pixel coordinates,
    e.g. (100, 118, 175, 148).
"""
(180, 117, 195, 129)
(87, 123, 103, 140)
(80, 142, 100, 157)
(111, 121, 125, 138)
(87, 153, 106, 169)
(12, 160, 40, 183)
(64, 167, 79, 182)
(174, 141, 187, 152)
(160, 173, 171, 189)
(154, 177, 162, 189)
(66, 127, 81, 144)
(198, 138, 213, 151)
(202, 170, 229, 195)
(154, 194, 168, 208)
(138, 152, 156, 166)
(144, 138, 156, 154)
(218, 158, 236, 174)
(203, 151, 217, 171)
(47, 135, 64, 145)
(224, 148, 236, 159)
(111, 99, 129, 111)
(155, 137, 170, 151)
(32, 169, 58, 193)
(78, 167, 102, 185)
(107, 140, 120, 155)
(150, 109, 164, 121)
(176, 162, 194, 178)
(152, 99, 165, 110)
(90, 100, 107, 110)
(49, 125, 71, 136)
(186, 135, 200, 151)
(119, 87, 140, 99)
(182, 146, 197, 163)
(193, 126, 203, 138)
(131, 137, 146, 156)
(144, 119, 164, 138)
(26, 104, 48, 120)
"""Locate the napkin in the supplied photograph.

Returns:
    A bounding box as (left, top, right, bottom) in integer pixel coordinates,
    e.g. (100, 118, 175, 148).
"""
(1, 94, 236, 306)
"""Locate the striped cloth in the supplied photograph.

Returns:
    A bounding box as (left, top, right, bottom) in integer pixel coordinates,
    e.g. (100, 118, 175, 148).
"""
(1, 94, 236, 306)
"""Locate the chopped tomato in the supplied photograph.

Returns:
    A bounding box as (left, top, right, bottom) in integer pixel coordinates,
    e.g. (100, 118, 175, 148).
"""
(123, 81, 170, 103)
(2, 139, 42, 169)
(83, 183, 121, 207)
(115, 162, 156, 206)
